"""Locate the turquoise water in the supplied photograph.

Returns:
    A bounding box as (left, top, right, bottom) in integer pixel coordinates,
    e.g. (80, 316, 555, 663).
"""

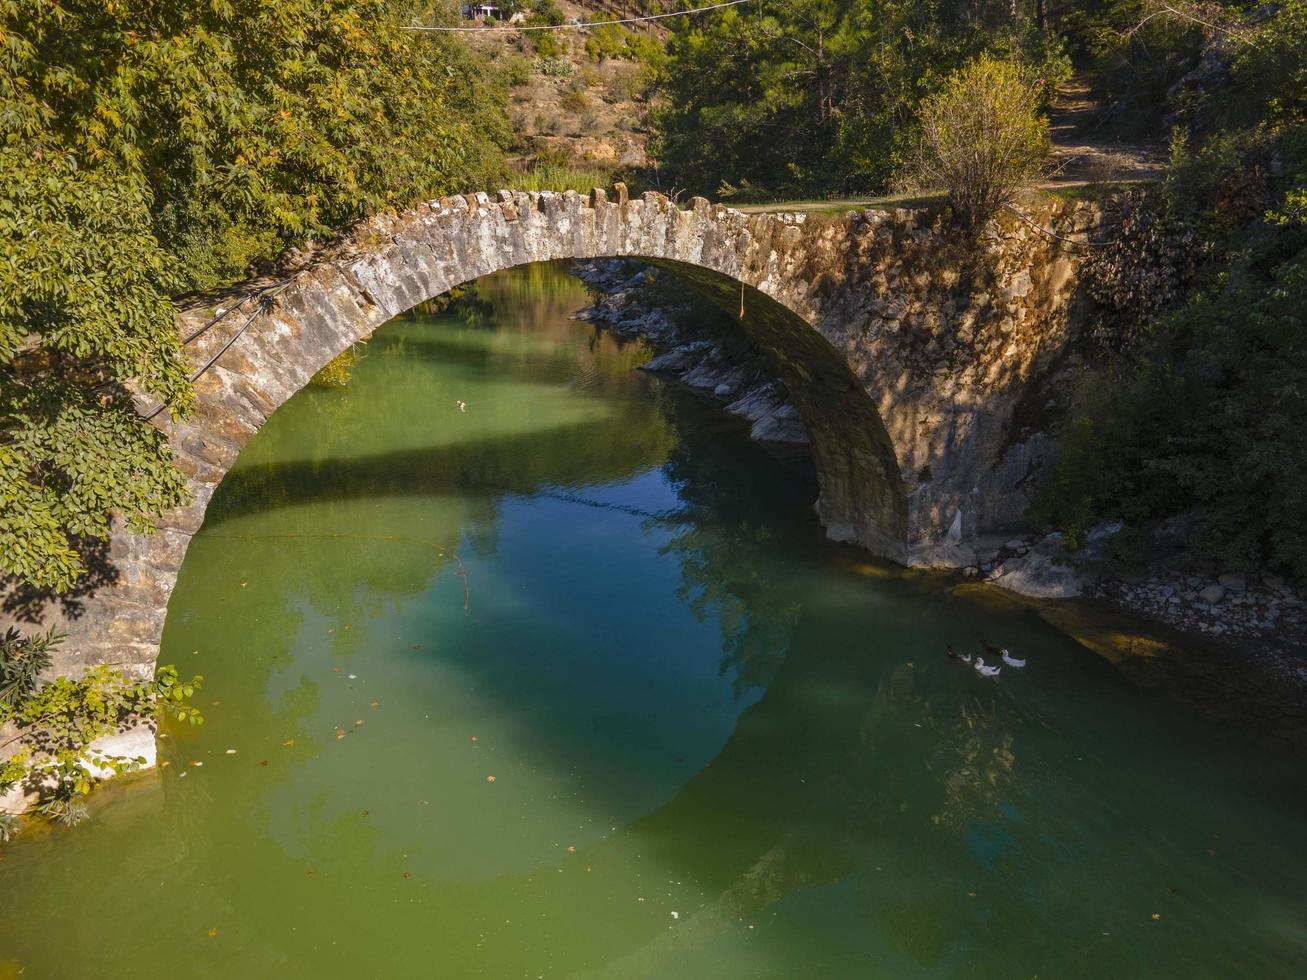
(1, 263, 1304, 978)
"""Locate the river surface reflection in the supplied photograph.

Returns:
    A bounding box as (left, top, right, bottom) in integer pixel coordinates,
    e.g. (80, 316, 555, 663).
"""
(0, 263, 1304, 978)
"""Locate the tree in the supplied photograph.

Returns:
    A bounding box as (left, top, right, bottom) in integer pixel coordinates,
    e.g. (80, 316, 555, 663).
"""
(652, 0, 1065, 201)
(909, 54, 1049, 230)
(0, 1, 509, 593)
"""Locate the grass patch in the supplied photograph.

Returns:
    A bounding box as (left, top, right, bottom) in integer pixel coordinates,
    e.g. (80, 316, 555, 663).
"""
(513, 162, 621, 193)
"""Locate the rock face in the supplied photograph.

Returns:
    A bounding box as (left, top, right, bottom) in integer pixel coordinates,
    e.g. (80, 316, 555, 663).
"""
(573, 259, 811, 448)
(2, 187, 1107, 680)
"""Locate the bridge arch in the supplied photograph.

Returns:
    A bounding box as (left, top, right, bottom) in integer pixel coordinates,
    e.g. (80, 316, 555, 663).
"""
(16, 187, 1101, 677)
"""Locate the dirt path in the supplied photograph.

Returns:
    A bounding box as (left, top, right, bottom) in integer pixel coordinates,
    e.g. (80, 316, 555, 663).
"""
(1047, 74, 1165, 182)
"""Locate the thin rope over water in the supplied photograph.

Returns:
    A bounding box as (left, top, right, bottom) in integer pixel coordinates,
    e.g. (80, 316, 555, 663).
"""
(403, 0, 752, 33)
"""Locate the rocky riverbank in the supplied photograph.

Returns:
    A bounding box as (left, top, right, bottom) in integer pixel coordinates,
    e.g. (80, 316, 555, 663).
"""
(964, 522, 1307, 752)
(571, 259, 811, 446)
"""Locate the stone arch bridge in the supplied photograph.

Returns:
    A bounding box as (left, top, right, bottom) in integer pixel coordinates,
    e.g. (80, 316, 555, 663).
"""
(17, 186, 1104, 676)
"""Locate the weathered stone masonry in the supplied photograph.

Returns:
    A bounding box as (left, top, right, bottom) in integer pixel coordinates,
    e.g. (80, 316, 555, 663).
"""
(8, 187, 1105, 678)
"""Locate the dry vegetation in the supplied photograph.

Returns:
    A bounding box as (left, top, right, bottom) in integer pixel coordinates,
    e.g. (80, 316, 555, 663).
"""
(467, 0, 667, 188)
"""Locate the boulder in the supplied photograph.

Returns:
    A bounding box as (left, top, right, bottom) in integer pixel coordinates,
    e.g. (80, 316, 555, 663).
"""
(1199, 584, 1226, 604)
(1217, 572, 1247, 592)
(990, 551, 1090, 599)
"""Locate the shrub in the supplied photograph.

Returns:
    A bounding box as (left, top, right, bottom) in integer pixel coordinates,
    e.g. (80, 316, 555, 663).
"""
(560, 90, 589, 113)
(534, 56, 574, 78)
(908, 54, 1049, 231)
(500, 54, 532, 87)
(0, 627, 60, 708)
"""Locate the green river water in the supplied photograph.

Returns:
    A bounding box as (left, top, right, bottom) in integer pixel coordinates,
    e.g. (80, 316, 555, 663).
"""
(1, 263, 1304, 978)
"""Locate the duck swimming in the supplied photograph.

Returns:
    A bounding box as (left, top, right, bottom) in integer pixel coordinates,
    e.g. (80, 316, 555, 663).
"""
(946, 645, 972, 663)
(1001, 649, 1026, 668)
(973, 658, 1001, 678)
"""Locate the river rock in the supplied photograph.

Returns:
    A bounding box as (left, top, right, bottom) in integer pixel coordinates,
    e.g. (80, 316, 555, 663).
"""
(1199, 584, 1226, 604)
(989, 551, 1089, 599)
(82, 726, 157, 780)
(1218, 572, 1247, 592)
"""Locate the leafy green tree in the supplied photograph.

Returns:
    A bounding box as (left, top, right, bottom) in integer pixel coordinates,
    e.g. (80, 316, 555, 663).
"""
(908, 54, 1049, 230)
(0, 1, 509, 593)
(652, 0, 1063, 200)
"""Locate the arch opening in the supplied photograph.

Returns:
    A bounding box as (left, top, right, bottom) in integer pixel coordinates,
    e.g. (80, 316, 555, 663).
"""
(8, 191, 920, 680)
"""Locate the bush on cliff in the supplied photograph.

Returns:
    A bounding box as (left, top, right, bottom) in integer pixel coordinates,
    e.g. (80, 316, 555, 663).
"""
(908, 54, 1050, 230)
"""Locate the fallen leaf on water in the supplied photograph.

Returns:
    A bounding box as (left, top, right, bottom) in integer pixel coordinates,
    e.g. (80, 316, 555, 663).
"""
(566, 845, 576, 853)
(412, 644, 421, 650)
(401, 872, 412, 879)
(486, 775, 497, 782)
(258, 760, 269, 767)
(1151, 913, 1161, 921)
(225, 749, 237, 755)
(211, 700, 222, 706)
(190, 761, 203, 767)
(354, 720, 364, 727)
(305, 870, 315, 877)
(370, 700, 381, 708)
(335, 728, 346, 739)
(283, 739, 296, 748)
(208, 928, 218, 938)
(160, 761, 171, 768)
(470, 736, 479, 742)
(966, 891, 976, 898)
(362, 810, 369, 817)
(331, 667, 341, 673)
(418, 800, 431, 805)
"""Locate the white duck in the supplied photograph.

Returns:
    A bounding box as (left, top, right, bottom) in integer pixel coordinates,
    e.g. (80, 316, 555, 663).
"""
(973, 658, 1001, 678)
(1000, 649, 1026, 668)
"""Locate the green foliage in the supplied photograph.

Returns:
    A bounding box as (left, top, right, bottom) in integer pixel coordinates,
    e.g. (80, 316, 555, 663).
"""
(0, 0, 509, 595)
(0, 627, 61, 708)
(535, 55, 574, 77)
(530, 32, 564, 58)
(653, 0, 1061, 200)
(500, 54, 533, 88)
(1031, 0, 1307, 579)
(909, 54, 1049, 230)
(311, 345, 364, 389)
(0, 658, 204, 822)
(1038, 238, 1307, 578)
(560, 89, 590, 114)
(1078, 1, 1208, 135)
(529, 0, 565, 25)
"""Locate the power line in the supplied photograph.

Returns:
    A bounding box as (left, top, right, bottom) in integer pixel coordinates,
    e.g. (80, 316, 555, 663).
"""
(403, 0, 752, 33)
